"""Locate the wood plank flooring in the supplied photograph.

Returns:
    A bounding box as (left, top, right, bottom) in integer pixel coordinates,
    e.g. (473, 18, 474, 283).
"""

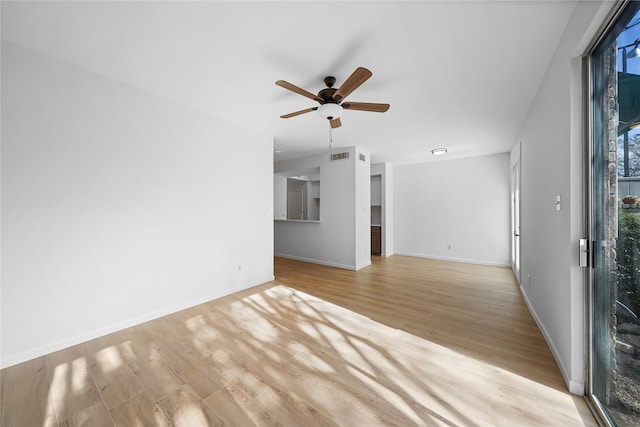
(0, 255, 597, 426)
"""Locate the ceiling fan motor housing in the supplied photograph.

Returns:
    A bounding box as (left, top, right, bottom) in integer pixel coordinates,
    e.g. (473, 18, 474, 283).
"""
(318, 77, 338, 104)
(318, 88, 337, 104)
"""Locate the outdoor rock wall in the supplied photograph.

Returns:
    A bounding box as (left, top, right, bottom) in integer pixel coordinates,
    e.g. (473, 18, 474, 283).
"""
(606, 42, 619, 406)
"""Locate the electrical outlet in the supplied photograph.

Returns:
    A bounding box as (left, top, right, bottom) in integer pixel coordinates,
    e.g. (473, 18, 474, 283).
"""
(447, 244, 452, 250)
(237, 264, 242, 271)
(528, 274, 531, 286)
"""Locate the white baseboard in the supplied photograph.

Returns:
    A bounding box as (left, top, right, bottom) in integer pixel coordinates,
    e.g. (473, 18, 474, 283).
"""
(393, 251, 511, 268)
(0, 275, 274, 369)
(569, 380, 585, 395)
(274, 253, 359, 270)
(355, 260, 372, 271)
(518, 284, 585, 395)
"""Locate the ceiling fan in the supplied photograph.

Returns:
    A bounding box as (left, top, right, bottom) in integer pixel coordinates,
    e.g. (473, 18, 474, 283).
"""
(276, 67, 390, 129)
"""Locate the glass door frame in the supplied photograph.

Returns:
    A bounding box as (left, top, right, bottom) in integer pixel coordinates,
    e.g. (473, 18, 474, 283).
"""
(585, 1, 634, 425)
(585, 40, 610, 427)
(585, 54, 610, 427)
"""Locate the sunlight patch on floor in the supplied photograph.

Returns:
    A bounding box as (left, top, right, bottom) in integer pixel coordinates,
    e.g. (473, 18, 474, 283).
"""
(250, 284, 589, 426)
(173, 402, 209, 426)
(95, 345, 123, 374)
(50, 362, 69, 418)
(71, 357, 89, 393)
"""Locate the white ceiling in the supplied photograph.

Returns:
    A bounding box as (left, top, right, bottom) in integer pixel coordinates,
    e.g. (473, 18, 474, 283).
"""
(1, 1, 578, 164)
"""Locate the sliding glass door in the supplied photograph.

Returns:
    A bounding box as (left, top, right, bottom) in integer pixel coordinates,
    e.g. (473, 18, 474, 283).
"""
(589, 2, 640, 425)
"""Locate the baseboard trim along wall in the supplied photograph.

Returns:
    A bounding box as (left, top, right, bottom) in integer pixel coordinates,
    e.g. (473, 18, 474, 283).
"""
(394, 251, 511, 268)
(519, 283, 584, 395)
(274, 253, 367, 271)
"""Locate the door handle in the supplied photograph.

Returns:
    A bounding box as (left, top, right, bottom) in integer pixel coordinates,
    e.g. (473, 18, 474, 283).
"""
(579, 239, 589, 267)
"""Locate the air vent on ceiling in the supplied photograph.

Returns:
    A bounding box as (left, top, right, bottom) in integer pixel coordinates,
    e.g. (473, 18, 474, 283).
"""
(359, 153, 366, 162)
(330, 152, 349, 161)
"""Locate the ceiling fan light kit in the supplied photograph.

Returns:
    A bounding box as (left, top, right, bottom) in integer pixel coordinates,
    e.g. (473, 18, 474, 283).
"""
(317, 103, 343, 120)
(276, 67, 390, 129)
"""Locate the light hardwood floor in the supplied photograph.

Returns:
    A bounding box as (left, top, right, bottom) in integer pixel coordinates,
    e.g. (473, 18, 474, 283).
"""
(1, 256, 597, 426)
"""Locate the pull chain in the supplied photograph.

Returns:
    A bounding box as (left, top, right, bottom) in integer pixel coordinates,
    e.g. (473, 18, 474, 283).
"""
(329, 125, 333, 149)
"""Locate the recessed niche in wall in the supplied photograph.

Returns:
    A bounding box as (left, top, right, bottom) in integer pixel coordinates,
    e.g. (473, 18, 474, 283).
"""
(371, 174, 382, 206)
(371, 205, 382, 226)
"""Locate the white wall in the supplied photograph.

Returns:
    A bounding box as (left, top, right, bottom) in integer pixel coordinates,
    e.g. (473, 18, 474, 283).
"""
(514, 0, 612, 394)
(355, 149, 371, 269)
(274, 147, 370, 270)
(273, 174, 287, 219)
(394, 154, 511, 266)
(384, 164, 395, 256)
(1, 41, 274, 367)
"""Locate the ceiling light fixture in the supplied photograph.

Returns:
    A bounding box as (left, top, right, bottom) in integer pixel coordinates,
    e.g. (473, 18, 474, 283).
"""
(431, 148, 448, 156)
(317, 103, 343, 120)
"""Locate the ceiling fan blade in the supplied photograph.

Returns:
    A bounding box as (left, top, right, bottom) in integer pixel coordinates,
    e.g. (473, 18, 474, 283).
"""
(276, 80, 322, 103)
(342, 102, 390, 113)
(280, 107, 318, 118)
(330, 117, 342, 128)
(332, 67, 372, 102)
